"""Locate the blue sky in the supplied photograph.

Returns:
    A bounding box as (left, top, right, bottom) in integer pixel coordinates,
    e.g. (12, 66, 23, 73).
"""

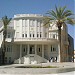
(0, 0, 75, 49)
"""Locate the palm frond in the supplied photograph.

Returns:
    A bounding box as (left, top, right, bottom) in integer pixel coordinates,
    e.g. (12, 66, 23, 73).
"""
(2, 16, 12, 29)
(55, 6, 61, 19)
(61, 6, 66, 14)
(60, 6, 66, 18)
(66, 18, 75, 25)
(46, 10, 57, 19)
(44, 6, 75, 28)
(50, 10, 57, 19)
(43, 16, 53, 27)
(62, 10, 73, 17)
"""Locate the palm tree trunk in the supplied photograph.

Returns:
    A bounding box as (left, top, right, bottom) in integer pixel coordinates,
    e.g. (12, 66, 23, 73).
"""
(2, 38, 6, 64)
(2, 30, 6, 64)
(58, 26, 62, 62)
(2, 16, 11, 65)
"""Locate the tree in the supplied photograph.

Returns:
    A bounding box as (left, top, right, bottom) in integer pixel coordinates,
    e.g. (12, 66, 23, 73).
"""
(1, 16, 11, 64)
(43, 6, 75, 62)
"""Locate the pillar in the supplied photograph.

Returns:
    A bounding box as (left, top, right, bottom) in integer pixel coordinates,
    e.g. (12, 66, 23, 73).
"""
(19, 44, 22, 64)
(19, 19, 22, 38)
(27, 19, 29, 38)
(35, 20, 37, 38)
(42, 23, 44, 37)
(27, 44, 29, 54)
(42, 45, 44, 58)
(39, 21, 41, 38)
(35, 44, 37, 55)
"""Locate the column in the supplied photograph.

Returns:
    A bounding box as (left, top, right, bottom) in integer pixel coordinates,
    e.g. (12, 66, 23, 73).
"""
(27, 19, 30, 38)
(27, 44, 29, 54)
(47, 28, 49, 38)
(42, 45, 44, 58)
(19, 44, 22, 64)
(39, 21, 41, 38)
(35, 44, 37, 55)
(19, 19, 22, 38)
(35, 20, 37, 38)
(42, 24, 44, 38)
(24, 20, 25, 36)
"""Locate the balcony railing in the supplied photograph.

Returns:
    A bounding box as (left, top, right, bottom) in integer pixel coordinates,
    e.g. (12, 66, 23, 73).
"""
(14, 38, 58, 42)
(6, 38, 12, 42)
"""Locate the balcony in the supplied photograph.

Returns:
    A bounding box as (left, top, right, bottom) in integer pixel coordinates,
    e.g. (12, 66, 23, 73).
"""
(14, 38, 59, 43)
(6, 38, 12, 42)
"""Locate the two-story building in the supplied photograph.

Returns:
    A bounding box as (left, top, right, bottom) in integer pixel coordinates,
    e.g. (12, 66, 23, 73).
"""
(0, 14, 74, 64)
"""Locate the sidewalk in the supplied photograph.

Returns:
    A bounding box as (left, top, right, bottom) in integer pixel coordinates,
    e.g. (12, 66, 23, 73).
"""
(0, 62, 75, 74)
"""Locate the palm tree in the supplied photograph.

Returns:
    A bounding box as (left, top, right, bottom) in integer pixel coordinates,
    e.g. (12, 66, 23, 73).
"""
(43, 6, 75, 62)
(1, 16, 11, 64)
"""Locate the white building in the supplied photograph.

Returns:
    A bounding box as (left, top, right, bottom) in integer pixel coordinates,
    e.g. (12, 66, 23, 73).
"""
(0, 14, 73, 64)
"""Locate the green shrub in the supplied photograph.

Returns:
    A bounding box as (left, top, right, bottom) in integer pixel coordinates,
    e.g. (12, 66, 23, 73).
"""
(15, 66, 57, 68)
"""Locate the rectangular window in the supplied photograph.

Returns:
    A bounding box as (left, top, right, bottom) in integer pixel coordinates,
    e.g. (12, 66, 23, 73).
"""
(37, 34, 39, 37)
(22, 34, 24, 37)
(33, 34, 34, 37)
(6, 45, 12, 52)
(40, 32, 42, 38)
(9, 57, 11, 63)
(30, 34, 31, 37)
(8, 34, 10, 38)
(5, 57, 7, 63)
(40, 34, 41, 37)
(23, 45, 27, 54)
(23, 48, 25, 52)
(51, 45, 56, 52)
(39, 48, 40, 52)
(53, 47, 55, 51)
(7, 46, 10, 52)
(7, 47, 8, 52)
(51, 45, 52, 52)
(7, 32, 11, 38)
(25, 34, 27, 37)
(53, 34, 55, 38)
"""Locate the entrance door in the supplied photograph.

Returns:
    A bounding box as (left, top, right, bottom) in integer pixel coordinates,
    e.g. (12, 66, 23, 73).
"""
(29, 45, 35, 54)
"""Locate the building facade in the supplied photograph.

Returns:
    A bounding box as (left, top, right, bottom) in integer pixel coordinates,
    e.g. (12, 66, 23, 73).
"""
(74, 50, 75, 62)
(0, 14, 74, 64)
(68, 34, 74, 62)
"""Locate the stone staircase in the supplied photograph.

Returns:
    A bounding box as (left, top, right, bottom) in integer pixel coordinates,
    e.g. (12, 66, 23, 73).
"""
(14, 54, 49, 64)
